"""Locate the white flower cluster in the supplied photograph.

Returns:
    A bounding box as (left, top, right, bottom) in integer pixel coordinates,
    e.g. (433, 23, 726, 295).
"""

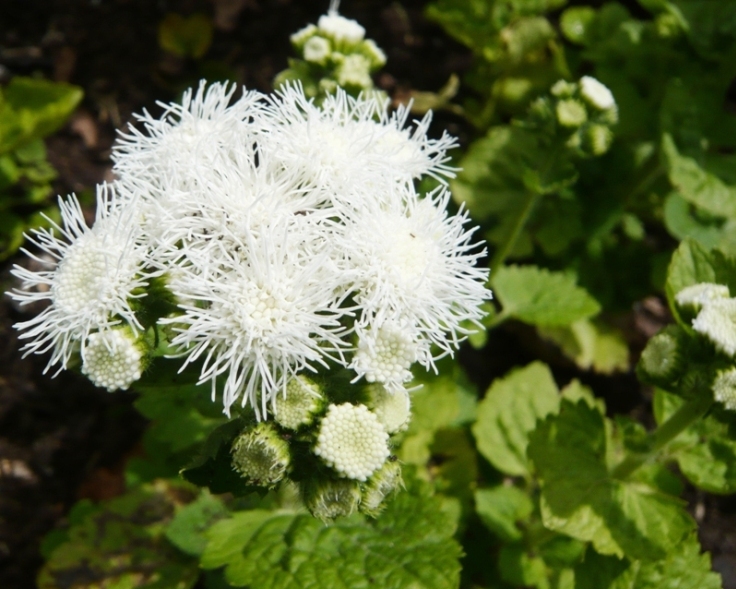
(681, 283, 736, 357)
(9, 80, 489, 417)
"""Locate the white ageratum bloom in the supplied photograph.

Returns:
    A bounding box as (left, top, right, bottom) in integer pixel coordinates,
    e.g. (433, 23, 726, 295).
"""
(81, 328, 144, 392)
(713, 368, 736, 411)
(314, 403, 390, 481)
(580, 76, 616, 111)
(113, 82, 264, 195)
(675, 283, 730, 309)
(163, 220, 348, 418)
(342, 186, 490, 364)
(9, 187, 148, 373)
(692, 298, 736, 357)
(260, 86, 458, 194)
(317, 12, 365, 44)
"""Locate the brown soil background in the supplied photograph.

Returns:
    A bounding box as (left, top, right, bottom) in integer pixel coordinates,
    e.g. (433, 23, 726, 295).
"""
(0, 1, 734, 588)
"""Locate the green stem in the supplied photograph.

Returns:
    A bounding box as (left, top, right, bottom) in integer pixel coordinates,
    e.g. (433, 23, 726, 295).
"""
(489, 188, 540, 271)
(611, 394, 712, 480)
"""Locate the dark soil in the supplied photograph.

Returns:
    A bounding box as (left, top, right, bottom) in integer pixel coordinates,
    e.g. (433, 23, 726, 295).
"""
(0, 1, 734, 588)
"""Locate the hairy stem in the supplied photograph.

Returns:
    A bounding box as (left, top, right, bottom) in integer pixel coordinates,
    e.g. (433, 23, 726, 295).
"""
(611, 393, 712, 480)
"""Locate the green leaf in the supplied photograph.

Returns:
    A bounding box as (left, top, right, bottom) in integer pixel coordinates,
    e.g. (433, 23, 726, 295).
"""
(538, 319, 630, 374)
(472, 362, 560, 476)
(492, 265, 601, 327)
(0, 77, 82, 154)
(663, 192, 736, 254)
(498, 544, 549, 589)
(474, 485, 533, 542)
(528, 400, 694, 561)
(655, 389, 736, 493)
(158, 13, 213, 58)
(574, 533, 721, 589)
(37, 481, 200, 589)
(201, 478, 462, 589)
(166, 492, 228, 557)
(662, 133, 736, 218)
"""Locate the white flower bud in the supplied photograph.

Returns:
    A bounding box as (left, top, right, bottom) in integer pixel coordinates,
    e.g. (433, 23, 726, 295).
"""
(303, 36, 331, 64)
(291, 24, 318, 47)
(314, 403, 390, 481)
(81, 329, 144, 392)
(273, 375, 324, 430)
(692, 298, 736, 357)
(361, 39, 386, 68)
(352, 323, 418, 389)
(580, 76, 616, 111)
(713, 368, 736, 411)
(318, 13, 365, 44)
(365, 384, 411, 434)
(231, 422, 291, 487)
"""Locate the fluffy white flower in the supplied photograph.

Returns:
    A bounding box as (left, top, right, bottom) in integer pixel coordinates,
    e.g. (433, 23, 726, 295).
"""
(675, 283, 730, 309)
(81, 328, 144, 392)
(314, 403, 389, 481)
(318, 12, 365, 44)
(351, 323, 417, 388)
(9, 186, 148, 373)
(342, 186, 490, 364)
(580, 76, 616, 111)
(261, 86, 458, 194)
(692, 298, 736, 356)
(713, 368, 736, 411)
(113, 82, 264, 195)
(163, 220, 349, 417)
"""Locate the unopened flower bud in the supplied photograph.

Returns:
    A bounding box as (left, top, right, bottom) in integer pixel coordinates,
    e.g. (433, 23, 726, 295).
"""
(637, 326, 682, 384)
(360, 39, 386, 68)
(580, 76, 616, 111)
(231, 422, 290, 488)
(360, 460, 403, 517)
(302, 478, 362, 521)
(556, 99, 587, 128)
(336, 54, 373, 88)
(318, 12, 365, 45)
(82, 328, 145, 392)
(273, 375, 324, 430)
(303, 36, 331, 64)
(713, 368, 736, 410)
(365, 384, 411, 434)
(314, 403, 390, 481)
(584, 123, 613, 156)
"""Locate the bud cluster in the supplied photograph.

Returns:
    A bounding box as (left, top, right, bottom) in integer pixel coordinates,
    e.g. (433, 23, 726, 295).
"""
(526, 76, 618, 157)
(230, 376, 407, 519)
(275, 10, 386, 101)
(638, 282, 736, 412)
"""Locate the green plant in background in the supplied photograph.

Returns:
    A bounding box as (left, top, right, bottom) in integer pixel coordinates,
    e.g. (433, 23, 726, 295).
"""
(16, 2, 736, 589)
(0, 77, 82, 259)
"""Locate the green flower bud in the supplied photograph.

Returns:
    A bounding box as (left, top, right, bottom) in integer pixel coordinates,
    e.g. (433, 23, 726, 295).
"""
(583, 123, 613, 156)
(303, 36, 331, 65)
(556, 99, 588, 128)
(550, 79, 576, 98)
(713, 368, 736, 410)
(231, 422, 290, 488)
(359, 39, 386, 69)
(365, 385, 411, 434)
(302, 478, 362, 521)
(637, 326, 683, 385)
(359, 460, 403, 518)
(336, 54, 373, 89)
(273, 375, 325, 430)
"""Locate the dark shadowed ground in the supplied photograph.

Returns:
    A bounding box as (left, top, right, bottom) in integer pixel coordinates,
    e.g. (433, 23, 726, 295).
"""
(1, 1, 735, 588)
